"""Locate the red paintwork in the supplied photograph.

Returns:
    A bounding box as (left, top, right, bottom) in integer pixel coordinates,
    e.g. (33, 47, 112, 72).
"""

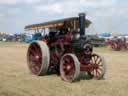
(80, 64, 98, 72)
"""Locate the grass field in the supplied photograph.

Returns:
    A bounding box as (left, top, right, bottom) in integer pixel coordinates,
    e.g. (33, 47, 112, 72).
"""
(0, 42, 128, 96)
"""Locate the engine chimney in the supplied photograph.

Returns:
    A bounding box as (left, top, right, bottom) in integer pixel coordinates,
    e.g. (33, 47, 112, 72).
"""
(79, 13, 86, 38)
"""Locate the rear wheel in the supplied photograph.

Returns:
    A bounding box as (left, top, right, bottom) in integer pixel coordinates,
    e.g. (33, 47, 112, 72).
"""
(27, 41, 50, 76)
(60, 54, 80, 82)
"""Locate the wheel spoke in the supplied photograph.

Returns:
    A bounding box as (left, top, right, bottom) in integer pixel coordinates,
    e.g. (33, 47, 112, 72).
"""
(69, 58, 73, 64)
(98, 67, 103, 71)
(97, 60, 102, 65)
(32, 44, 41, 56)
(90, 57, 95, 64)
(96, 69, 101, 77)
(29, 55, 36, 61)
(31, 67, 36, 73)
(97, 69, 101, 75)
(92, 57, 95, 64)
(29, 49, 36, 56)
(29, 62, 35, 68)
(94, 56, 98, 63)
(98, 68, 103, 72)
(35, 66, 40, 72)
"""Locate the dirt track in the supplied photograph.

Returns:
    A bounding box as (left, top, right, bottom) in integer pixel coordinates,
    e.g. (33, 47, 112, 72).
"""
(0, 42, 128, 96)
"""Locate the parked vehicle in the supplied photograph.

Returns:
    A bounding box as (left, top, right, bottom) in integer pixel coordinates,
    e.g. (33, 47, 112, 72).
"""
(105, 36, 128, 51)
(25, 13, 106, 82)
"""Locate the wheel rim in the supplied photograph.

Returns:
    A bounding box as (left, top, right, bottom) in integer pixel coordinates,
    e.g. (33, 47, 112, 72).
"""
(27, 42, 42, 75)
(60, 55, 76, 81)
(90, 54, 105, 79)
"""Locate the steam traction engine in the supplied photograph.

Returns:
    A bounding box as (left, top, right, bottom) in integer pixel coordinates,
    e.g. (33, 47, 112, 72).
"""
(105, 36, 128, 51)
(25, 13, 106, 82)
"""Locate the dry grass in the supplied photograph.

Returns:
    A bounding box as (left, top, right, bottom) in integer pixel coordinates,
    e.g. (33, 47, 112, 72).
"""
(0, 42, 128, 96)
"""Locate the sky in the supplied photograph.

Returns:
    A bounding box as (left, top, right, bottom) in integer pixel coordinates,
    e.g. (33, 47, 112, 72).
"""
(0, 0, 128, 34)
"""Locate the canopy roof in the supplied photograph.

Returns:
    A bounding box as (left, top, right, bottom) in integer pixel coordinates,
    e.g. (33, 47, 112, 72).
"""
(25, 17, 91, 31)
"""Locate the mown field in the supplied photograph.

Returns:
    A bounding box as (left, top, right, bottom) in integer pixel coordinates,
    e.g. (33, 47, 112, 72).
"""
(0, 42, 128, 96)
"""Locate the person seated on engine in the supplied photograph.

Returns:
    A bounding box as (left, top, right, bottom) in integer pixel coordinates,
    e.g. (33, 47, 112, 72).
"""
(59, 27, 68, 35)
(49, 31, 58, 43)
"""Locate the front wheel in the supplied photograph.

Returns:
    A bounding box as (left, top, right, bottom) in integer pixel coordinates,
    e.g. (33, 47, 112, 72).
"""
(88, 53, 106, 79)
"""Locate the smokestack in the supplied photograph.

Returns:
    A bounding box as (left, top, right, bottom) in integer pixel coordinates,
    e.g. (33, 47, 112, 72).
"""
(79, 13, 86, 38)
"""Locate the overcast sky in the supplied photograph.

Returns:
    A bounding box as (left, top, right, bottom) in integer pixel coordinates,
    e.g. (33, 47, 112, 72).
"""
(0, 0, 128, 34)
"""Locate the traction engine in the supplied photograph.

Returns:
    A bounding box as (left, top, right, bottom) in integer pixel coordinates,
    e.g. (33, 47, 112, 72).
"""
(105, 37, 128, 51)
(25, 13, 106, 82)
